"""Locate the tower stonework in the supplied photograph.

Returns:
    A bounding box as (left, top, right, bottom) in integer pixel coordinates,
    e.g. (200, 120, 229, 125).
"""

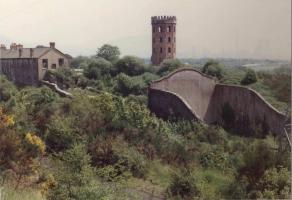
(151, 16, 176, 65)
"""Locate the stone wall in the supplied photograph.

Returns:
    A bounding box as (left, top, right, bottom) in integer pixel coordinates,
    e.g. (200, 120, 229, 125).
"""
(148, 68, 287, 135)
(0, 58, 39, 86)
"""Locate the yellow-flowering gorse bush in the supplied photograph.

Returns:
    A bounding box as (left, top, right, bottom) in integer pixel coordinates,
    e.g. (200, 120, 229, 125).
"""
(0, 107, 14, 127)
(25, 132, 46, 155)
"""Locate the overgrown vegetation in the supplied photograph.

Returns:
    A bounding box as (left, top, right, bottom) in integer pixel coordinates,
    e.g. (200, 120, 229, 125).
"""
(0, 44, 290, 199)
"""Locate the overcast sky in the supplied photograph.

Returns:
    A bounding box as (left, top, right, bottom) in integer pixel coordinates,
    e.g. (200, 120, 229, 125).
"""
(0, 0, 291, 60)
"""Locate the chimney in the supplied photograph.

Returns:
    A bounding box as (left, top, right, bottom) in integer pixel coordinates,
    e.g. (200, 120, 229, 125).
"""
(30, 48, 34, 58)
(19, 49, 22, 57)
(0, 44, 6, 49)
(10, 43, 17, 50)
(49, 42, 55, 48)
(16, 44, 23, 49)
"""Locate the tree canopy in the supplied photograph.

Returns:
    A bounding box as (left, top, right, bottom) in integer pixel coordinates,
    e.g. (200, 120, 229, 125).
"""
(202, 60, 223, 79)
(96, 44, 120, 63)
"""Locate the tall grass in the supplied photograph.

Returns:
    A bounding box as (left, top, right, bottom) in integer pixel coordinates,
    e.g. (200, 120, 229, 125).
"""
(0, 186, 44, 200)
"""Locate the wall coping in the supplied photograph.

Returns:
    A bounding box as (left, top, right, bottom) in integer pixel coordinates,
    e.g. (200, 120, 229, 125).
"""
(150, 67, 217, 86)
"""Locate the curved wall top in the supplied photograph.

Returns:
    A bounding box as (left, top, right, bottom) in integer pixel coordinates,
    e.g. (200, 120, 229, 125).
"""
(149, 68, 287, 135)
(150, 68, 217, 122)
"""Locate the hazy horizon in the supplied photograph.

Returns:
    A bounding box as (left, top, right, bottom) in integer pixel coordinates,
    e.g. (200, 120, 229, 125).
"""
(0, 0, 291, 61)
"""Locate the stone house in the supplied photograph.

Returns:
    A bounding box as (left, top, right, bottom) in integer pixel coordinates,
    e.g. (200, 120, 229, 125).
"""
(0, 42, 70, 86)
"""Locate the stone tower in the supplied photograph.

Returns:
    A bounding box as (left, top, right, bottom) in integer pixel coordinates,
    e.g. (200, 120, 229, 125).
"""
(151, 16, 177, 65)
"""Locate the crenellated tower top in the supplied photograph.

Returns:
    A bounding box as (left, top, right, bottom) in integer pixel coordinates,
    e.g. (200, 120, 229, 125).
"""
(151, 16, 177, 24)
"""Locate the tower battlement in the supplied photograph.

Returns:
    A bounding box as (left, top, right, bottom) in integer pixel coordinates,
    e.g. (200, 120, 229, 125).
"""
(151, 16, 176, 24)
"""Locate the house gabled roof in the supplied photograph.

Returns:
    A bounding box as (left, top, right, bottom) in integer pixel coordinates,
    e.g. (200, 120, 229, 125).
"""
(0, 46, 69, 59)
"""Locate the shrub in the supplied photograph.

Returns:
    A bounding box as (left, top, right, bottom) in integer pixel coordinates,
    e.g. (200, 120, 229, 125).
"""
(168, 170, 200, 198)
(0, 75, 18, 103)
(45, 117, 77, 152)
(202, 60, 223, 79)
(114, 56, 146, 76)
(83, 58, 112, 80)
(94, 140, 149, 180)
(241, 69, 257, 85)
(157, 58, 183, 76)
(47, 144, 106, 200)
(114, 73, 147, 96)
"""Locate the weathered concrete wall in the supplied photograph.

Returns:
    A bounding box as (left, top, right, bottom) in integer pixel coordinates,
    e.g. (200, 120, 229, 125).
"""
(0, 58, 39, 86)
(148, 68, 287, 135)
(150, 68, 216, 122)
(148, 88, 197, 120)
(211, 84, 286, 135)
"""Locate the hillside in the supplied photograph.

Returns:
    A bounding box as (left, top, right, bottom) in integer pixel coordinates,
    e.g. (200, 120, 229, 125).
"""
(0, 45, 291, 199)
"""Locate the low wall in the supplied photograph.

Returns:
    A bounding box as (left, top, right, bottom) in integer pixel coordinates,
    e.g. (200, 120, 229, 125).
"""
(148, 68, 287, 135)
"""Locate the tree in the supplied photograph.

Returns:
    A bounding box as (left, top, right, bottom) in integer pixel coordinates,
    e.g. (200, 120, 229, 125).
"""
(114, 73, 147, 96)
(96, 44, 120, 63)
(157, 59, 183, 76)
(202, 60, 223, 80)
(47, 144, 105, 200)
(83, 58, 112, 80)
(114, 56, 146, 76)
(168, 170, 200, 198)
(70, 56, 91, 68)
(241, 69, 257, 85)
(45, 117, 76, 152)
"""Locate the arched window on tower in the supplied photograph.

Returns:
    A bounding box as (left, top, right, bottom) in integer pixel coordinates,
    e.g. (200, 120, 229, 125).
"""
(160, 37, 163, 43)
(158, 26, 162, 32)
(168, 37, 171, 43)
(168, 47, 171, 53)
(167, 26, 171, 32)
(160, 48, 163, 53)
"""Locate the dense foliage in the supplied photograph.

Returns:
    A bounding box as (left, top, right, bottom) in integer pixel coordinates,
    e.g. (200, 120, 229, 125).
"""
(241, 69, 258, 85)
(202, 60, 223, 80)
(0, 45, 290, 199)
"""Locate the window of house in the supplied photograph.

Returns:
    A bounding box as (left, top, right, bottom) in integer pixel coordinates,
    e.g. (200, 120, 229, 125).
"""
(42, 59, 48, 69)
(51, 64, 57, 69)
(59, 58, 64, 66)
(160, 37, 163, 43)
(168, 37, 171, 43)
(158, 26, 161, 32)
(160, 48, 163, 53)
(168, 47, 171, 53)
(167, 26, 171, 32)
